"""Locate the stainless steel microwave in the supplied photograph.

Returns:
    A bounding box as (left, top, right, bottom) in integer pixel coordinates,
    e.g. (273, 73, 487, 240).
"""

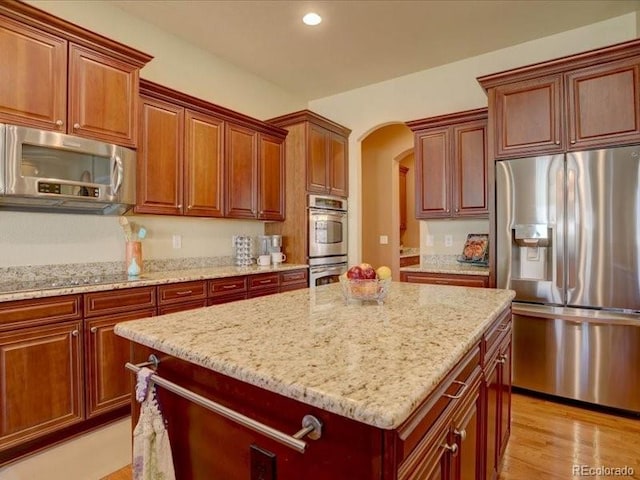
(0, 123, 136, 215)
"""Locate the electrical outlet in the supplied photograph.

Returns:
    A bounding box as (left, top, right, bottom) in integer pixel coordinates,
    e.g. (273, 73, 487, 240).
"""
(379, 235, 389, 245)
(444, 235, 453, 247)
(426, 235, 434, 247)
(172, 234, 182, 249)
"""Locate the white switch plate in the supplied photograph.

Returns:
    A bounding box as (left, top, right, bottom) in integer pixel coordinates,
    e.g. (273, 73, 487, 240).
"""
(379, 235, 389, 245)
(426, 234, 434, 247)
(444, 234, 453, 247)
(172, 234, 182, 249)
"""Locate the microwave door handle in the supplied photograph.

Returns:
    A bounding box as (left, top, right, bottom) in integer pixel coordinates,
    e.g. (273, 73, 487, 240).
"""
(112, 156, 123, 194)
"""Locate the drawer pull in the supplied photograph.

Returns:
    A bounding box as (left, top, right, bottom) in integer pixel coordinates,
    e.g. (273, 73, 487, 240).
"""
(258, 279, 273, 284)
(175, 290, 193, 296)
(442, 442, 458, 456)
(497, 324, 510, 332)
(434, 280, 450, 285)
(443, 380, 468, 399)
(222, 284, 237, 289)
(90, 327, 98, 334)
(454, 428, 467, 442)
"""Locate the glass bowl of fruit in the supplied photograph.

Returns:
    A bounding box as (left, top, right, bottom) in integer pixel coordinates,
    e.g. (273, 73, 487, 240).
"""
(339, 263, 392, 305)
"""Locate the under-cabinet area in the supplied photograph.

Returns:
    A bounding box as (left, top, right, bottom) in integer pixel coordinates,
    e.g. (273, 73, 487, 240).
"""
(0, 266, 307, 466)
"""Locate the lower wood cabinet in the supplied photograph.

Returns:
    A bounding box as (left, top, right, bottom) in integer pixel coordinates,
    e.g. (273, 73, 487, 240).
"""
(157, 281, 207, 314)
(400, 271, 489, 288)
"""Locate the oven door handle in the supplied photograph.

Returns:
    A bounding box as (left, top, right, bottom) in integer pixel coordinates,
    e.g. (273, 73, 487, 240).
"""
(311, 266, 346, 275)
(309, 208, 347, 217)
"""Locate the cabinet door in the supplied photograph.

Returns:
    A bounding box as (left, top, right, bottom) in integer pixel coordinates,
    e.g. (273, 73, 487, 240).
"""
(136, 97, 184, 215)
(494, 75, 563, 158)
(85, 309, 155, 418)
(0, 321, 83, 450)
(497, 338, 512, 459)
(257, 133, 285, 220)
(451, 379, 481, 480)
(225, 123, 257, 218)
(484, 356, 500, 480)
(453, 120, 487, 217)
(566, 57, 640, 150)
(68, 44, 139, 147)
(330, 132, 348, 197)
(399, 166, 408, 231)
(184, 110, 225, 217)
(307, 124, 330, 193)
(0, 18, 67, 131)
(415, 128, 451, 218)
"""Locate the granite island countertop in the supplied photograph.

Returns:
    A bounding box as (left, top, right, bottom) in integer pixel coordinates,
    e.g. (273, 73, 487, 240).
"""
(115, 282, 514, 430)
(0, 263, 309, 302)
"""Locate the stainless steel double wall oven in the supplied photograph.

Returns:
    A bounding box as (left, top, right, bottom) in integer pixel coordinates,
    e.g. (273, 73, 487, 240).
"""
(308, 194, 348, 287)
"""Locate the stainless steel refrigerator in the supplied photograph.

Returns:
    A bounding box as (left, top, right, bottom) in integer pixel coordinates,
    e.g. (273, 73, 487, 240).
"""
(496, 145, 640, 413)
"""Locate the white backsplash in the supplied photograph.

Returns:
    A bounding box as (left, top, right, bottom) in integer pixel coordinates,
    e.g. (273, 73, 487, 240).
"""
(420, 218, 489, 255)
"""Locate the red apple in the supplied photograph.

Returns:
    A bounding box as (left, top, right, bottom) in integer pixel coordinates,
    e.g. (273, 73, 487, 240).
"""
(362, 266, 377, 279)
(347, 265, 364, 279)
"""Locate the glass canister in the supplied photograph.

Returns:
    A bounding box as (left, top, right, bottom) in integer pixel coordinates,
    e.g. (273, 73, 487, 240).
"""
(233, 235, 253, 266)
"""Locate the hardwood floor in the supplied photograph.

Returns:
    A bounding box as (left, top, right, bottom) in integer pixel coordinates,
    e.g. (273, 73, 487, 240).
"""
(103, 393, 640, 480)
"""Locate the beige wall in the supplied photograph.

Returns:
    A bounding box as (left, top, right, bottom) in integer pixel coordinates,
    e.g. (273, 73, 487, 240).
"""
(399, 154, 419, 249)
(308, 13, 637, 263)
(1, 1, 306, 268)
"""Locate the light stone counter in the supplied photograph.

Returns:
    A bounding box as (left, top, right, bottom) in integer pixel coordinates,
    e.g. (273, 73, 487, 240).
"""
(400, 263, 490, 276)
(0, 264, 308, 302)
(115, 282, 514, 430)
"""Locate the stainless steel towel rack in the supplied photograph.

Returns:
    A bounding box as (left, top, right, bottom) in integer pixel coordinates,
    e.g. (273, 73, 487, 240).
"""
(125, 356, 322, 453)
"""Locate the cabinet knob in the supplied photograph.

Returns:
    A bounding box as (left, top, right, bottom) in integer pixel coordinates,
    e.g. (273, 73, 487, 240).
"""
(55, 120, 64, 127)
(454, 428, 467, 442)
(555, 140, 560, 145)
(73, 123, 80, 129)
(446, 209, 450, 213)
(570, 140, 576, 144)
(71, 330, 79, 337)
(177, 204, 183, 209)
(455, 208, 459, 213)
(90, 327, 98, 334)
(442, 442, 458, 457)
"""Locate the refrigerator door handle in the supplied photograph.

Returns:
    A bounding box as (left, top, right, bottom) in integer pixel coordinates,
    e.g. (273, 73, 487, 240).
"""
(555, 166, 565, 294)
(566, 168, 577, 290)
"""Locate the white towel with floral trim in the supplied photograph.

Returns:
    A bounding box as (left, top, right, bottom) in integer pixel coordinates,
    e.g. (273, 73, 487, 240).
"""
(132, 367, 176, 480)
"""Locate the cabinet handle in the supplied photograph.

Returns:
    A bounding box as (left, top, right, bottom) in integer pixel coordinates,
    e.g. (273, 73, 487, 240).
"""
(73, 123, 80, 129)
(446, 209, 450, 213)
(455, 208, 459, 213)
(443, 380, 468, 399)
(434, 280, 450, 285)
(258, 279, 272, 284)
(55, 119, 64, 127)
(497, 324, 510, 332)
(570, 140, 576, 144)
(175, 290, 193, 296)
(555, 140, 560, 145)
(222, 284, 237, 289)
(454, 428, 467, 442)
(71, 330, 79, 337)
(90, 327, 98, 334)
(442, 442, 458, 456)
(177, 204, 183, 209)
(497, 354, 507, 364)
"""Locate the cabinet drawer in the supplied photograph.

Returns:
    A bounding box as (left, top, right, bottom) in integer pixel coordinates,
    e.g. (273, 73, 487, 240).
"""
(158, 281, 207, 305)
(248, 273, 279, 290)
(158, 299, 207, 315)
(485, 308, 512, 360)
(401, 272, 488, 288)
(209, 276, 247, 297)
(0, 295, 81, 330)
(208, 293, 247, 305)
(84, 286, 156, 318)
(279, 269, 308, 286)
(247, 287, 279, 299)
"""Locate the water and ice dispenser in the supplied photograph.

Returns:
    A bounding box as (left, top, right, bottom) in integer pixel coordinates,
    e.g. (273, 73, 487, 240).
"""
(511, 224, 552, 281)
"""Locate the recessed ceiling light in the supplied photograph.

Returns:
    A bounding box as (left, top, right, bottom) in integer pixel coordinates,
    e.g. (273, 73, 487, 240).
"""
(302, 12, 322, 26)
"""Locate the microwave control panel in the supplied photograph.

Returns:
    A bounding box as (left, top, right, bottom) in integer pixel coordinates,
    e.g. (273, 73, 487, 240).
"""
(38, 182, 99, 197)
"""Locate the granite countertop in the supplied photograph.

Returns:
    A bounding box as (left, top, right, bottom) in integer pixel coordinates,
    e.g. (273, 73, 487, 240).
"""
(400, 254, 490, 276)
(0, 263, 309, 303)
(115, 282, 514, 430)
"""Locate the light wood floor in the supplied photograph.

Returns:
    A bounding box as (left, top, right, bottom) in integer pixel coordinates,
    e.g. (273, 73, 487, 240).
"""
(103, 393, 640, 480)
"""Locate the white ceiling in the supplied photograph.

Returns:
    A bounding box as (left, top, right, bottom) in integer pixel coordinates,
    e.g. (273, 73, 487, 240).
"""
(110, 0, 640, 101)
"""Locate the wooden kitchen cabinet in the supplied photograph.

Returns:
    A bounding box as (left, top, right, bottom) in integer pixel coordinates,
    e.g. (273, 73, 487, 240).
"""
(307, 123, 349, 197)
(479, 40, 640, 159)
(85, 308, 155, 418)
(279, 268, 308, 291)
(407, 108, 488, 219)
(0, 2, 152, 147)
(399, 165, 408, 231)
(157, 281, 208, 314)
(136, 80, 285, 220)
(400, 271, 489, 288)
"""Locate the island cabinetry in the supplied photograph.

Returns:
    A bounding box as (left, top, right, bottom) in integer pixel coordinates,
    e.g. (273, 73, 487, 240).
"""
(406, 108, 488, 219)
(478, 40, 640, 159)
(0, 1, 152, 146)
(400, 272, 489, 288)
(136, 80, 286, 220)
(157, 281, 207, 315)
(0, 295, 83, 453)
(265, 110, 351, 264)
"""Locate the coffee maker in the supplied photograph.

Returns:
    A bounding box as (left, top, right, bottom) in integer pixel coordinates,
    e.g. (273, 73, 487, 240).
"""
(268, 235, 282, 254)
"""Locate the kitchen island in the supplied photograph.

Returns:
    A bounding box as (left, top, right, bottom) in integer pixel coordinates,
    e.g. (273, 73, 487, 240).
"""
(115, 282, 515, 479)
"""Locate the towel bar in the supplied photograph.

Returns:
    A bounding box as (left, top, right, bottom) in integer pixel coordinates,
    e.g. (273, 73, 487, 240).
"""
(125, 357, 322, 453)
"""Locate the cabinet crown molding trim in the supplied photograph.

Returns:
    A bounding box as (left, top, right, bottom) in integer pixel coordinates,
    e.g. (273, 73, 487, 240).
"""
(406, 107, 488, 132)
(0, 0, 153, 66)
(267, 109, 352, 137)
(477, 37, 640, 91)
(140, 79, 288, 139)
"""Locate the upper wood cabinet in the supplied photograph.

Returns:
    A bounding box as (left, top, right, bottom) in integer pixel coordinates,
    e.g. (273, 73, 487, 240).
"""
(479, 39, 640, 159)
(136, 80, 286, 220)
(268, 110, 351, 198)
(407, 108, 488, 219)
(0, 1, 152, 147)
(399, 165, 409, 232)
